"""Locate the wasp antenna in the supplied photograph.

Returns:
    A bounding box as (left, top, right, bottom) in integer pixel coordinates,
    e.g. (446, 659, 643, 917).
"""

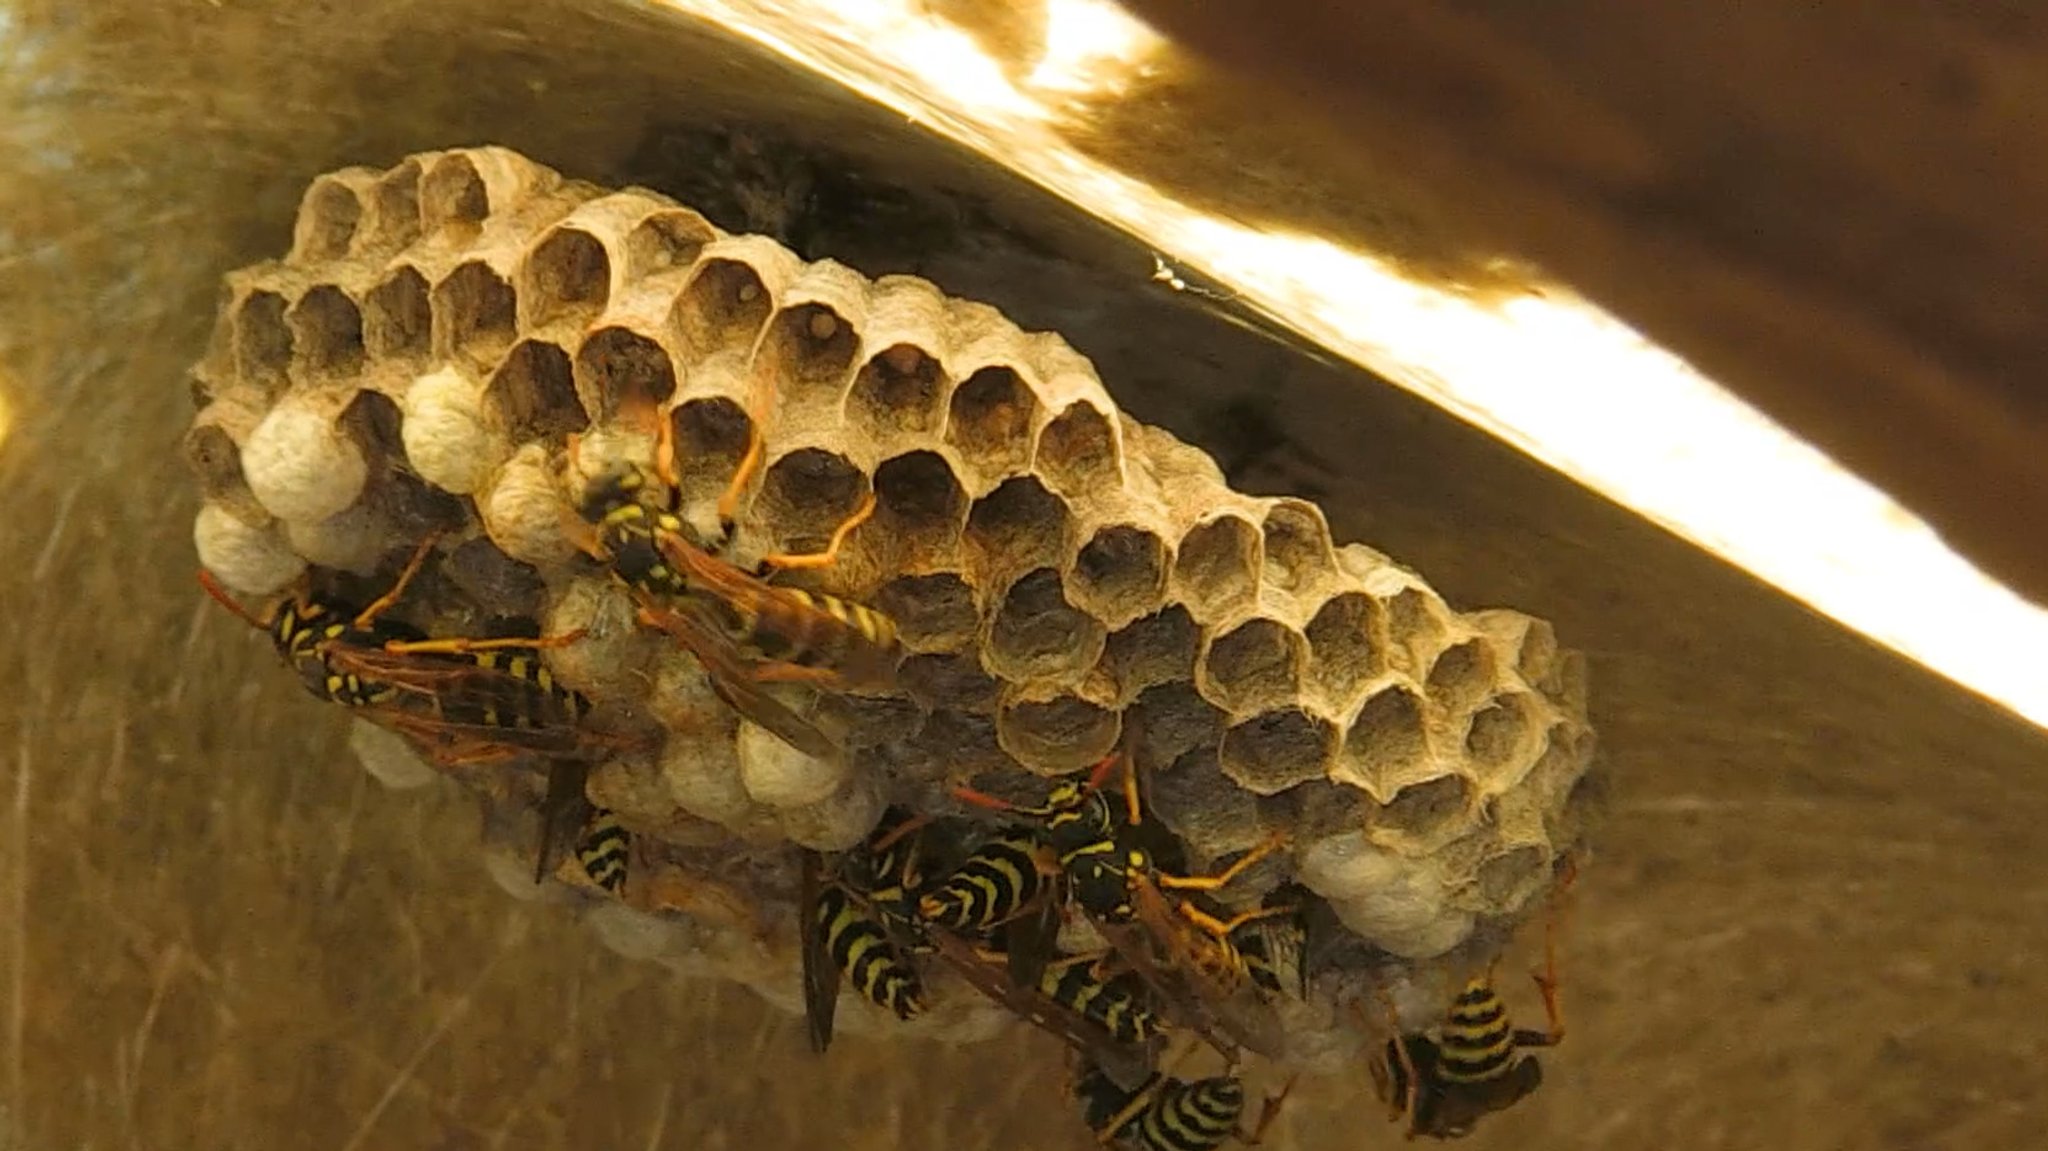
(949, 784, 1021, 812)
(196, 569, 272, 630)
(867, 811, 933, 855)
(1241, 1074, 1298, 1146)
(1084, 752, 1123, 793)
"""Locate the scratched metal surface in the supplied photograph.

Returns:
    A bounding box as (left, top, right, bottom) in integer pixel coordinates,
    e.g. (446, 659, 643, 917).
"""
(4, 2, 2047, 1149)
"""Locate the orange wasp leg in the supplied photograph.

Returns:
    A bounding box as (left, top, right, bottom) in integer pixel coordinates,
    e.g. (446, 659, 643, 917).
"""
(1239, 1075, 1299, 1146)
(745, 661, 852, 688)
(349, 535, 441, 630)
(1368, 983, 1424, 1132)
(866, 812, 935, 856)
(756, 488, 878, 573)
(1522, 860, 1574, 1046)
(1173, 901, 1298, 941)
(383, 630, 590, 657)
(1153, 832, 1289, 894)
(1114, 748, 1144, 827)
(709, 419, 765, 529)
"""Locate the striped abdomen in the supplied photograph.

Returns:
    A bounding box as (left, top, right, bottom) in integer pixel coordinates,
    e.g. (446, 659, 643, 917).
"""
(918, 833, 1045, 932)
(432, 647, 592, 731)
(1041, 960, 1159, 1045)
(816, 885, 924, 1020)
(575, 809, 630, 894)
(1434, 978, 1516, 1083)
(708, 585, 900, 686)
(1079, 1070, 1244, 1151)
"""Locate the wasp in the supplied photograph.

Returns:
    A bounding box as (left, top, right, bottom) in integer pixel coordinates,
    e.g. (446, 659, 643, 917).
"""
(952, 751, 1293, 1061)
(1072, 1058, 1292, 1151)
(200, 539, 628, 889)
(799, 809, 932, 1052)
(200, 538, 597, 754)
(1372, 869, 1571, 1139)
(951, 755, 1140, 922)
(565, 412, 901, 761)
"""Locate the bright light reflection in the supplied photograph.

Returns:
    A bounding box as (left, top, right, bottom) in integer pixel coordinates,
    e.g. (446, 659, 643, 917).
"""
(656, 0, 2048, 733)
(1026, 0, 1161, 95)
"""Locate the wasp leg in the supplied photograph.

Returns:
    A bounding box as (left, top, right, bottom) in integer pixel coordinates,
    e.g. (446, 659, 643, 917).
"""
(948, 785, 1060, 820)
(1239, 1075, 1297, 1146)
(383, 630, 589, 656)
(756, 488, 877, 573)
(1365, 985, 1422, 1130)
(649, 398, 685, 492)
(351, 535, 442, 630)
(1173, 902, 1297, 941)
(711, 418, 766, 538)
(1153, 832, 1289, 894)
(1517, 901, 1568, 1048)
(744, 661, 850, 688)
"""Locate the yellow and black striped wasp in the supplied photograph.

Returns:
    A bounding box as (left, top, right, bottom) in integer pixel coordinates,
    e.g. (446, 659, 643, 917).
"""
(1371, 865, 1572, 1140)
(948, 750, 1295, 1061)
(198, 537, 598, 764)
(1072, 1057, 1292, 1151)
(799, 808, 932, 1052)
(199, 538, 626, 882)
(564, 405, 901, 762)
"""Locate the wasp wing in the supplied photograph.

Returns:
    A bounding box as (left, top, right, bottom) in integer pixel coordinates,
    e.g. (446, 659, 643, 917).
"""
(1097, 878, 1289, 1062)
(534, 758, 593, 884)
(636, 598, 851, 765)
(927, 928, 1158, 1089)
(798, 849, 841, 1055)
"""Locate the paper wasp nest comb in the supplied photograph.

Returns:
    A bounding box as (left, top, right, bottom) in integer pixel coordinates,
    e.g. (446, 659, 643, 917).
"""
(187, 147, 1597, 1055)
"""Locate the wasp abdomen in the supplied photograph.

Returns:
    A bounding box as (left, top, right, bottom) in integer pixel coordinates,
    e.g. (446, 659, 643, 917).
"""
(1434, 980, 1516, 1083)
(576, 809, 631, 894)
(1042, 960, 1159, 1045)
(817, 885, 924, 1020)
(918, 833, 1045, 932)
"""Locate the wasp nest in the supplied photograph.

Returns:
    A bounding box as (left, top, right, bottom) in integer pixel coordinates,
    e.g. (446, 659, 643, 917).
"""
(188, 147, 1597, 1063)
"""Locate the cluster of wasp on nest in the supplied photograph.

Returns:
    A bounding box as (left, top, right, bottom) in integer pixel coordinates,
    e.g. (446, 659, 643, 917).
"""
(186, 147, 1599, 1145)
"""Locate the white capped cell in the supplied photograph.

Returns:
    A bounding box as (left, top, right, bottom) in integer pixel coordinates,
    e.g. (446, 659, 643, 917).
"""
(660, 727, 763, 831)
(736, 718, 849, 808)
(778, 771, 882, 852)
(400, 365, 499, 494)
(193, 503, 306, 597)
(242, 397, 367, 523)
(480, 441, 575, 565)
(285, 502, 386, 573)
(348, 719, 438, 790)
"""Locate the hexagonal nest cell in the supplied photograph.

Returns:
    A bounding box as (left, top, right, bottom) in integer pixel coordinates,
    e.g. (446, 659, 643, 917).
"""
(187, 147, 1599, 1086)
